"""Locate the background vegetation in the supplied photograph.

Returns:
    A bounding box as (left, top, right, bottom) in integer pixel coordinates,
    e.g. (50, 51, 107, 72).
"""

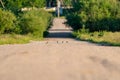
(66, 0, 120, 32)
(0, 8, 20, 34)
(0, 0, 53, 44)
(63, 0, 72, 7)
(65, 0, 120, 46)
(1, 0, 46, 14)
(73, 28, 120, 46)
(0, 0, 120, 46)
(19, 9, 53, 38)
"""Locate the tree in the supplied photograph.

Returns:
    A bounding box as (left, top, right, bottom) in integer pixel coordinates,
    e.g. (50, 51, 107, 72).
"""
(0, 0, 46, 14)
(24, 0, 46, 8)
(66, 0, 120, 31)
(63, 0, 72, 7)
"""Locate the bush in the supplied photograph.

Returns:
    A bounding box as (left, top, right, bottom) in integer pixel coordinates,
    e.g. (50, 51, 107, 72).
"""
(0, 8, 20, 34)
(1, 0, 46, 14)
(66, 13, 82, 30)
(63, 0, 72, 7)
(66, 0, 120, 32)
(21, 0, 46, 8)
(19, 9, 53, 38)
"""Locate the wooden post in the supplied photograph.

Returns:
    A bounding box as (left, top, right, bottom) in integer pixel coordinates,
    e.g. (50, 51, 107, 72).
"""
(0, 0, 5, 8)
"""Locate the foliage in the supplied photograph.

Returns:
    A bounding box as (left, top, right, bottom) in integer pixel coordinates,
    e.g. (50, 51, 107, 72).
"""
(46, 0, 56, 7)
(23, 0, 46, 8)
(1, 0, 46, 14)
(0, 1, 53, 45)
(66, 0, 120, 32)
(66, 13, 82, 30)
(2, 0, 23, 13)
(0, 8, 20, 34)
(0, 34, 42, 45)
(19, 9, 53, 38)
(73, 30, 120, 46)
(63, 0, 72, 7)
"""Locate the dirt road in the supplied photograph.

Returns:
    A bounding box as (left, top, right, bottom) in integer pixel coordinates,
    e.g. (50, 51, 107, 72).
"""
(0, 18, 120, 80)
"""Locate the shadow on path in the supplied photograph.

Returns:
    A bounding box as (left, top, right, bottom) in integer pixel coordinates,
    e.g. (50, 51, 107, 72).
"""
(46, 31, 73, 38)
(46, 18, 73, 39)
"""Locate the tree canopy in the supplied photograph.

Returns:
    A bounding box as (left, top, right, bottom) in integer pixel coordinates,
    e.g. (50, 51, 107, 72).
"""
(0, 0, 46, 14)
(66, 0, 120, 31)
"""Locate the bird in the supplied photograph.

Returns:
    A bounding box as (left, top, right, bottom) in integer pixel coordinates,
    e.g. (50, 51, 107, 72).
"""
(66, 41, 68, 43)
(46, 41, 48, 44)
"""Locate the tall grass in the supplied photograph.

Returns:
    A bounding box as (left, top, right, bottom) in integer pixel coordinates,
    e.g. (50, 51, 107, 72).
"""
(73, 29, 120, 46)
(0, 34, 42, 45)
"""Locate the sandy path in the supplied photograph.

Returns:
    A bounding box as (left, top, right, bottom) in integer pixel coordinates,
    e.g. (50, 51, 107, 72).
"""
(0, 18, 120, 80)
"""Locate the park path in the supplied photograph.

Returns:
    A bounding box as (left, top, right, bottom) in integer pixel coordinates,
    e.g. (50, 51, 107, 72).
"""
(0, 18, 120, 80)
(45, 18, 73, 40)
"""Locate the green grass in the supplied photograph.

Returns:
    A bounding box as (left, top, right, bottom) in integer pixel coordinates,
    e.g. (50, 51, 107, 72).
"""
(0, 34, 43, 45)
(73, 31, 120, 46)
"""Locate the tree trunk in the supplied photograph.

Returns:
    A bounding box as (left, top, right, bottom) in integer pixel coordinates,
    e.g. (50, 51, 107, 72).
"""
(0, 0, 5, 8)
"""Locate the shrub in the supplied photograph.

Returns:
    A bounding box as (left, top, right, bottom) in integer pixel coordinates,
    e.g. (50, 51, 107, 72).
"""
(21, 0, 46, 8)
(66, 13, 82, 30)
(19, 9, 53, 38)
(66, 0, 120, 32)
(63, 0, 72, 7)
(1, 0, 46, 14)
(0, 8, 20, 34)
(73, 31, 120, 46)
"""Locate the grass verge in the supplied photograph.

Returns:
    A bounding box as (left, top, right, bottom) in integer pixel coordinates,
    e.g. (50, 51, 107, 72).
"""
(73, 31, 120, 46)
(0, 34, 43, 45)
